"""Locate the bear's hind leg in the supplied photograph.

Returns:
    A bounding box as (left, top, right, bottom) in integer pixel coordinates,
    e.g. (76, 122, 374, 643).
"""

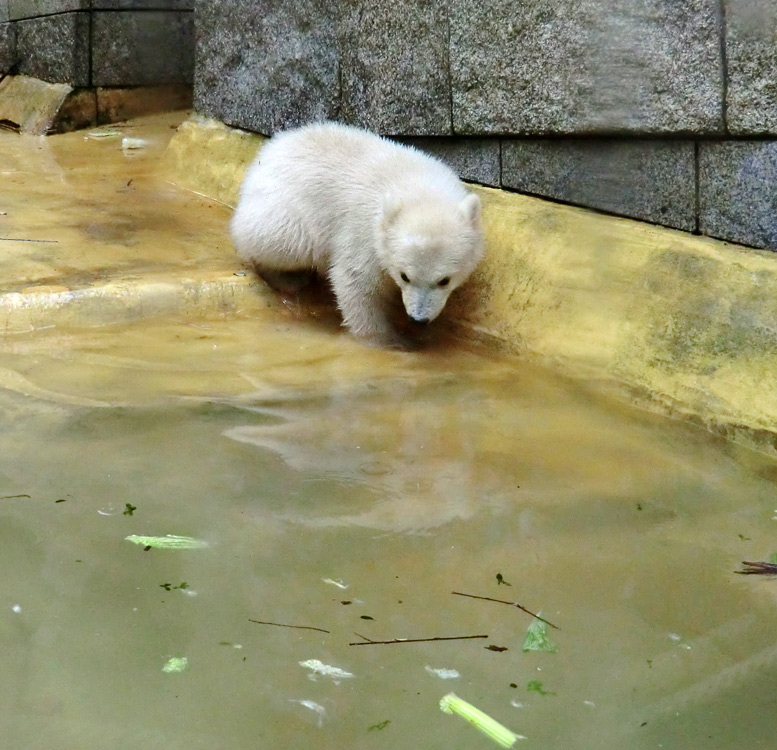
(231, 193, 316, 274)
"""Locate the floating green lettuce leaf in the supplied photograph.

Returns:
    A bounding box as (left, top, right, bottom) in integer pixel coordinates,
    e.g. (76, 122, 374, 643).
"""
(522, 617, 558, 653)
(526, 680, 555, 696)
(162, 656, 188, 673)
(769, 552, 777, 564)
(125, 534, 208, 550)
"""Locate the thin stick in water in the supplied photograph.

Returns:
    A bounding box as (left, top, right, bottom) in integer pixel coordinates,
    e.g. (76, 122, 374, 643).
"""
(452, 591, 561, 630)
(0, 238, 59, 243)
(349, 633, 488, 646)
(248, 619, 330, 634)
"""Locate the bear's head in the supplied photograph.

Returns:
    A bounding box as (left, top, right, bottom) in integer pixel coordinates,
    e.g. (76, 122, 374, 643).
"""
(377, 192, 484, 324)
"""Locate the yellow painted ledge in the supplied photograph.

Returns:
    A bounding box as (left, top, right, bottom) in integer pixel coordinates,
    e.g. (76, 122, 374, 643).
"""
(0, 75, 74, 134)
(0, 271, 272, 335)
(163, 116, 777, 455)
(161, 114, 266, 206)
(454, 188, 777, 448)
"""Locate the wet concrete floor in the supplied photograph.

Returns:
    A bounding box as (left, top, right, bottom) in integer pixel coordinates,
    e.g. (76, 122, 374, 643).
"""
(0, 111, 266, 333)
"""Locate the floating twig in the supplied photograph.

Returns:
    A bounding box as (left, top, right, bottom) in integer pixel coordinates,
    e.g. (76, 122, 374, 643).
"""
(452, 591, 560, 630)
(248, 618, 330, 634)
(0, 238, 58, 243)
(349, 633, 488, 646)
(1, 494, 31, 499)
(736, 561, 777, 575)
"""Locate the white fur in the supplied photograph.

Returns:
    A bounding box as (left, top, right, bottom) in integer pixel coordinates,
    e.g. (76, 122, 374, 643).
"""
(231, 122, 484, 345)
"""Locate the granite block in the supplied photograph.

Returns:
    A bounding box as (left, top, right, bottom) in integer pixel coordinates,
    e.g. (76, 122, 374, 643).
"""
(0, 2, 9, 22)
(9, 0, 89, 21)
(338, 0, 450, 135)
(395, 136, 500, 186)
(96, 84, 192, 124)
(502, 139, 696, 230)
(93, 1, 193, 8)
(450, 0, 723, 135)
(725, 1, 777, 134)
(15, 12, 90, 86)
(0, 21, 15, 72)
(92, 10, 194, 86)
(194, 0, 339, 134)
(699, 141, 777, 250)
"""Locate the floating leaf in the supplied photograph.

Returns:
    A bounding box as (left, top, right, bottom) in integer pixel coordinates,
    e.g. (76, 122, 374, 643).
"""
(162, 656, 188, 673)
(439, 693, 522, 748)
(526, 680, 555, 696)
(125, 534, 207, 550)
(522, 617, 558, 653)
(368, 719, 391, 731)
(159, 582, 189, 591)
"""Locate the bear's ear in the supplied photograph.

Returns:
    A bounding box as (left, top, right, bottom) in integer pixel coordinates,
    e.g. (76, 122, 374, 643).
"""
(458, 193, 481, 226)
(379, 193, 403, 229)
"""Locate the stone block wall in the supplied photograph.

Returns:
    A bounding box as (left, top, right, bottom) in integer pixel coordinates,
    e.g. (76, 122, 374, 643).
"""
(0, 0, 194, 88)
(193, 0, 777, 252)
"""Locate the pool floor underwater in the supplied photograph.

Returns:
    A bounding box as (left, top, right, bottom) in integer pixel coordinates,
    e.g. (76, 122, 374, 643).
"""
(1, 313, 777, 749)
(1, 114, 777, 749)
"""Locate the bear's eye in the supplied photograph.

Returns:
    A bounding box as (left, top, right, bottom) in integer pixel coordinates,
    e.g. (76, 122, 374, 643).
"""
(400, 272, 410, 283)
(437, 277, 451, 287)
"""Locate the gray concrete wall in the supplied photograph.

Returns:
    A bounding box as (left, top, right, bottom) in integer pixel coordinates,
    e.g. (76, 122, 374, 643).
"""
(0, 1, 194, 86)
(193, 0, 777, 252)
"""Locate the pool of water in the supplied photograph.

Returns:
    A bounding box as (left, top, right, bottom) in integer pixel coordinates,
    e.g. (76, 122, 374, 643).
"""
(1, 312, 777, 749)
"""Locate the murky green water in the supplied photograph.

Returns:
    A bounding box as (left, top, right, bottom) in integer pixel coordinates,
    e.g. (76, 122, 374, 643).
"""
(1, 314, 776, 749)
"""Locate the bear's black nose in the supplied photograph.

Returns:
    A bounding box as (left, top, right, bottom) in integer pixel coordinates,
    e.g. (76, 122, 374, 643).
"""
(412, 316, 431, 325)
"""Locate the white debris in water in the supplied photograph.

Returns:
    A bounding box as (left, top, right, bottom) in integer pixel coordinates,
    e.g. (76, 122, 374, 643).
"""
(510, 699, 524, 709)
(668, 632, 691, 649)
(299, 659, 354, 683)
(425, 665, 460, 680)
(122, 137, 148, 151)
(321, 578, 349, 590)
(162, 656, 188, 673)
(85, 127, 122, 140)
(290, 699, 327, 727)
(583, 700, 596, 708)
(11, 604, 21, 614)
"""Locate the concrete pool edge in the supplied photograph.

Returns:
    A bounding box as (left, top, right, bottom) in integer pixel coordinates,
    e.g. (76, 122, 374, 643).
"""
(0, 271, 273, 334)
(160, 115, 777, 456)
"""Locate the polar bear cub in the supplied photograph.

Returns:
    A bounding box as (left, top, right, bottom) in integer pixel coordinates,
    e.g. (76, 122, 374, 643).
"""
(231, 122, 484, 346)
